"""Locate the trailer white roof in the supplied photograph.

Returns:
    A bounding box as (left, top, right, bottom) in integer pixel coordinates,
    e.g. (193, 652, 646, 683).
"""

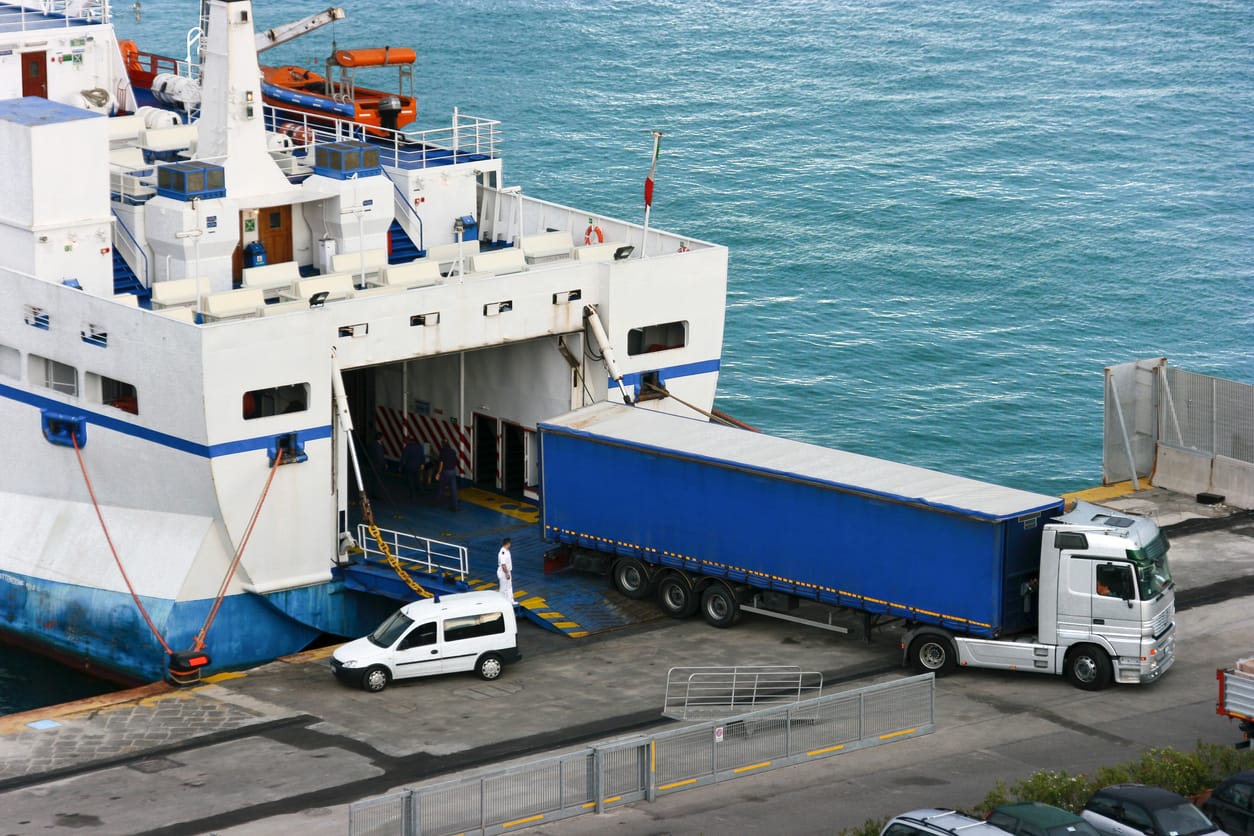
(540, 403, 1063, 522)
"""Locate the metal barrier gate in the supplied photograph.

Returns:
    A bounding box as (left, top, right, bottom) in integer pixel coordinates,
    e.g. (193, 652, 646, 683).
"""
(1105, 359, 1254, 507)
(349, 673, 935, 835)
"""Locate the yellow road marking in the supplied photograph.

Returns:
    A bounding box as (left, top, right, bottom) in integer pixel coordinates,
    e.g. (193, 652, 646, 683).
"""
(733, 761, 771, 774)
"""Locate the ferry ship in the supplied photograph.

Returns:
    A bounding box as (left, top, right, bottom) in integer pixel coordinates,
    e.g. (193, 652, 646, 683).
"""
(0, 0, 727, 684)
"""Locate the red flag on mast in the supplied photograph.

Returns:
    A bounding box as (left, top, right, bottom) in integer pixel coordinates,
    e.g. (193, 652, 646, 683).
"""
(644, 131, 662, 208)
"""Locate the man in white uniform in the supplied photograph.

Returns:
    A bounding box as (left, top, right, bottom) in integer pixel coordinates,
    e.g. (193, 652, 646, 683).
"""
(497, 538, 514, 604)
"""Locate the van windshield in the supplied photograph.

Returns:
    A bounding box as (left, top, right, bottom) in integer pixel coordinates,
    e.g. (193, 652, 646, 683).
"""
(369, 610, 414, 648)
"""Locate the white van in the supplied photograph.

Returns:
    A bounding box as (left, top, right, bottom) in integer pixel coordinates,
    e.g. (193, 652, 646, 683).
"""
(331, 591, 521, 692)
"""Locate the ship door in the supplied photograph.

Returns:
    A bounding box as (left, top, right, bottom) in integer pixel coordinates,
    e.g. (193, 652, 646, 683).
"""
(501, 422, 526, 495)
(473, 413, 498, 488)
(22, 52, 47, 98)
(233, 205, 294, 281)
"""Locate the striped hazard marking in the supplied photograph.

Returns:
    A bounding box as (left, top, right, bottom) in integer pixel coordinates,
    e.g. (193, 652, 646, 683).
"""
(466, 577, 589, 638)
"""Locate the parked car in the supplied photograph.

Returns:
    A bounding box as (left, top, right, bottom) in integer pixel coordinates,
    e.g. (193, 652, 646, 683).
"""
(882, 809, 1012, 836)
(988, 801, 1102, 836)
(331, 591, 521, 692)
(1082, 784, 1228, 836)
(1202, 771, 1254, 836)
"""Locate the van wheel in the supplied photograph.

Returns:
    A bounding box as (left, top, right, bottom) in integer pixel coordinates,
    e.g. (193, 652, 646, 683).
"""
(1065, 645, 1112, 691)
(476, 652, 504, 681)
(658, 574, 698, 618)
(908, 634, 957, 676)
(612, 558, 651, 600)
(362, 666, 390, 693)
(701, 583, 739, 628)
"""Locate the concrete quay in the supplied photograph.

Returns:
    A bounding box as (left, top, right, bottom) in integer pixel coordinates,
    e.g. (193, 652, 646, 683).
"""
(1, 486, 1251, 835)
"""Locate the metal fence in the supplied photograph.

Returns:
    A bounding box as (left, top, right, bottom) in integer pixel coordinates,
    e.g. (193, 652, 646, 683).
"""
(662, 665, 824, 720)
(1104, 359, 1254, 507)
(348, 673, 935, 836)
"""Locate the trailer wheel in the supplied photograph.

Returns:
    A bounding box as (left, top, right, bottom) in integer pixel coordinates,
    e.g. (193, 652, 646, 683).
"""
(612, 558, 652, 600)
(658, 573, 698, 618)
(908, 634, 957, 676)
(701, 584, 739, 628)
(1064, 645, 1112, 691)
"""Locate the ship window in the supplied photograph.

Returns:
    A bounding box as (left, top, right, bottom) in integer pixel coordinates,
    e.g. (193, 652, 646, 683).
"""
(0, 344, 18, 380)
(627, 320, 687, 356)
(81, 323, 108, 347)
(268, 211, 282, 230)
(30, 354, 77, 396)
(24, 305, 50, 330)
(89, 373, 139, 415)
(242, 382, 308, 420)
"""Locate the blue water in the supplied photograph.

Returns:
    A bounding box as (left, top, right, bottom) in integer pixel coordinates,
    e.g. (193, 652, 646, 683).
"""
(5, 0, 1250, 713)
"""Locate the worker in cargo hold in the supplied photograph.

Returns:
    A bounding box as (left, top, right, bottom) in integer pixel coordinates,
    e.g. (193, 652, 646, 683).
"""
(436, 441, 459, 511)
(401, 435, 425, 499)
(498, 538, 514, 604)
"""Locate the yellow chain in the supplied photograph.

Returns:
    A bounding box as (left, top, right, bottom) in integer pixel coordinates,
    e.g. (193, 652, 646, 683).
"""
(359, 491, 431, 599)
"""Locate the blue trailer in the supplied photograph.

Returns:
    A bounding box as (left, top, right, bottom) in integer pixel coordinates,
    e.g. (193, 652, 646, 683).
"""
(538, 403, 1176, 689)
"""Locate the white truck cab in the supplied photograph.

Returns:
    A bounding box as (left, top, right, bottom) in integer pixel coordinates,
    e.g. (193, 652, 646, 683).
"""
(331, 591, 521, 692)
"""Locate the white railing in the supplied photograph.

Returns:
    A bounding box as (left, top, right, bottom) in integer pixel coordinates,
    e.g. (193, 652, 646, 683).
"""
(355, 524, 468, 580)
(0, 1, 110, 29)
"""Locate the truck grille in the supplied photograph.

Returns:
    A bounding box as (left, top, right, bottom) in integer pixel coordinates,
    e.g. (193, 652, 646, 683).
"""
(1150, 604, 1174, 639)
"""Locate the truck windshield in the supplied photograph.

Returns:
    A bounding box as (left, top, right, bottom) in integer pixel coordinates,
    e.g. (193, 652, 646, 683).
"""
(368, 610, 414, 648)
(1128, 531, 1172, 599)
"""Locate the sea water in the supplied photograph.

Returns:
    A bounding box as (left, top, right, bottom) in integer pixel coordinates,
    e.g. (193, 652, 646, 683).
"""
(4, 0, 1249, 714)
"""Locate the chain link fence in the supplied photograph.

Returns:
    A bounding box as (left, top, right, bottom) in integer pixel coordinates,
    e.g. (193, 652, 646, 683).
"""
(349, 673, 935, 835)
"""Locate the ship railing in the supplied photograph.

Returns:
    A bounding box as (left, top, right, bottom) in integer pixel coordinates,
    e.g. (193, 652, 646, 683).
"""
(259, 103, 501, 172)
(355, 524, 468, 581)
(0, 1, 109, 31)
(110, 207, 150, 288)
(479, 187, 700, 259)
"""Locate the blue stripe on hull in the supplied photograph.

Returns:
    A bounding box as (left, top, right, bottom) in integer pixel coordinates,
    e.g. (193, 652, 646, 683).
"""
(0, 571, 384, 684)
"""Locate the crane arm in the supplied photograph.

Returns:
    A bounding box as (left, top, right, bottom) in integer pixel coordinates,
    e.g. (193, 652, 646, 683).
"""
(255, 7, 346, 53)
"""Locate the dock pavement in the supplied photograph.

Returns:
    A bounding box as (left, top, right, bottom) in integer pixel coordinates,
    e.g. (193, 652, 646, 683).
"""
(1, 485, 1251, 835)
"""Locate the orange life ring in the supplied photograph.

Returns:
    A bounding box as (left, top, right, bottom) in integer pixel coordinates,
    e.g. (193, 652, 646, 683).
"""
(584, 224, 604, 245)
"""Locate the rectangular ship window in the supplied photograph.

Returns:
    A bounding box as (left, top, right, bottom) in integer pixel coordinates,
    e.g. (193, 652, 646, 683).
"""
(30, 354, 77, 396)
(627, 320, 687, 356)
(88, 372, 139, 414)
(0, 344, 18, 380)
(24, 305, 50, 330)
(81, 323, 108, 348)
(243, 382, 309, 420)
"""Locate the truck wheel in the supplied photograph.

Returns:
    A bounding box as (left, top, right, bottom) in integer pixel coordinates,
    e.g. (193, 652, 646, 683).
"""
(475, 652, 504, 681)
(1065, 645, 1112, 691)
(701, 584, 739, 628)
(612, 558, 651, 600)
(908, 634, 957, 676)
(658, 574, 698, 618)
(362, 666, 390, 693)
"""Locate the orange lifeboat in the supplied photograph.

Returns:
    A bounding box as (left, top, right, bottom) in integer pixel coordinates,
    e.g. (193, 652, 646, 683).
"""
(333, 48, 417, 68)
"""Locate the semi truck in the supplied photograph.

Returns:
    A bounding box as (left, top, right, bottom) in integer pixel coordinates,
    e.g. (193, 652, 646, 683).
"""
(538, 403, 1176, 690)
(1217, 658, 1254, 748)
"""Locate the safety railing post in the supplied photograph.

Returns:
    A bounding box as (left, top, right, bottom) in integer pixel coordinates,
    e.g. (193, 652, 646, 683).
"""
(401, 788, 417, 836)
(593, 747, 604, 814)
(646, 740, 657, 802)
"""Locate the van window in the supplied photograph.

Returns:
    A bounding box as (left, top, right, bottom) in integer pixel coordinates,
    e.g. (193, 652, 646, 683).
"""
(444, 612, 505, 642)
(398, 622, 436, 650)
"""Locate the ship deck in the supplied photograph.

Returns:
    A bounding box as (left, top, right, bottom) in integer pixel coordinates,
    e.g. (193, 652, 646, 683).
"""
(344, 472, 662, 639)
